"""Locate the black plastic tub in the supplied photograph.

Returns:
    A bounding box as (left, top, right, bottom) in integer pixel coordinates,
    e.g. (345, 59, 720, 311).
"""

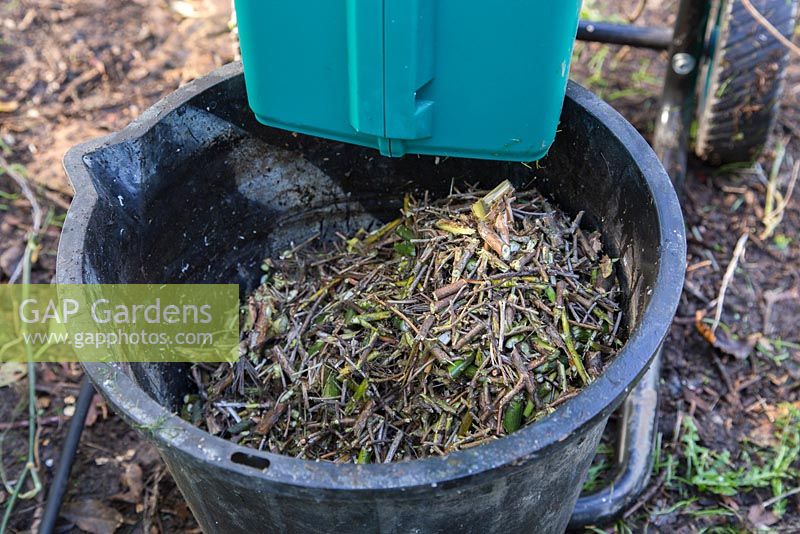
(57, 63, 685, 534)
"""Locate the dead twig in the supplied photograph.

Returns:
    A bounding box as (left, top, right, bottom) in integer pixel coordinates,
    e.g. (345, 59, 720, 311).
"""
(0, 156, 43, 284)
(627, 0, 647, 22)
(0, 416, 65, 431)
(623, 468, 667, 519)
(762, 486, 800, 508)
(712, 233, 749, 333)
(0, 156, 42, 235)
(761, 159, 799, 239)
(742, 0, 800, 57)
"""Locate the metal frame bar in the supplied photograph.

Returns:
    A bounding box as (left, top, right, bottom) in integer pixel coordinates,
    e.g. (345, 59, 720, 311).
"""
(570, 0, 711, 527)
(577, 20, 673, 50)
(651, 0, 712, 193)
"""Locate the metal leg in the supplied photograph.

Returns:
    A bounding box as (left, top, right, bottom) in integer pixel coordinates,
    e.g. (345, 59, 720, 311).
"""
(652, 0, 712, 191)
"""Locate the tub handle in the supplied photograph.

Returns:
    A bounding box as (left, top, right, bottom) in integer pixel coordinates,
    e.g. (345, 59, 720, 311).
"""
(568, 350, 661, 528)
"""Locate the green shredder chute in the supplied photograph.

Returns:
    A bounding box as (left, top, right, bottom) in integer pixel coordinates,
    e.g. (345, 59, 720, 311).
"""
(234, 0, 583, 162)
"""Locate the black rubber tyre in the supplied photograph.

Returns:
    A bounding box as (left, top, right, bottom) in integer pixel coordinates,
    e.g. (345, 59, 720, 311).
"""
(695, 0, 798, 165)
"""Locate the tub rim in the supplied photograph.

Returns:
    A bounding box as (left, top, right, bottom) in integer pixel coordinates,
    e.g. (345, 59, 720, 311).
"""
(57, 62, 686, 493)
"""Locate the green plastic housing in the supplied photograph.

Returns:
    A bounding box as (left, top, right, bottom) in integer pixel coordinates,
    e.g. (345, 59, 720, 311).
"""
(234, 0, 583, 162)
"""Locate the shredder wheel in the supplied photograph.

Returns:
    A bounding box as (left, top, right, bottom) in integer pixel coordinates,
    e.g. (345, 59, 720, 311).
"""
(695, 0, 798, 165)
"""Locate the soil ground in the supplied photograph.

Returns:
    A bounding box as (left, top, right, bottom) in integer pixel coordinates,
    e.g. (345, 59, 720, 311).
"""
(1, 0, 799, 532)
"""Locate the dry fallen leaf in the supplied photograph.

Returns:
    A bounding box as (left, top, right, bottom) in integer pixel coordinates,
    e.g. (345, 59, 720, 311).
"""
(764, 401, 800, 421)
(747, 401, 800, 448)
(0, 362, 27, 388)
(749, 421, 780, 448)
(85, 394, 106, 427)
(0, 101, 20, 113)
(61, 499, 124, 534)
(599, 255, 613, 279)
(721, 495, 740, 512)
(111, 463, 144, 503)
(714, 333, 761, 360)
(694, 310, 760, 359)
(748, 504, 779, 529)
